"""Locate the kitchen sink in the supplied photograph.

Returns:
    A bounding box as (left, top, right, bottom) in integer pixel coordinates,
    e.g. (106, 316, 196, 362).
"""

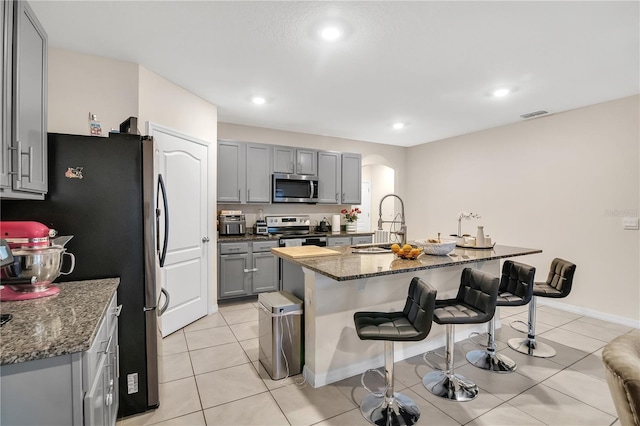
(350, 244, 392, 254)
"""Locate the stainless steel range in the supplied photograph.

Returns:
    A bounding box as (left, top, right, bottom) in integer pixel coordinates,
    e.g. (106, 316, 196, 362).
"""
(268, 215, 327, 298)
(266, 215, 327, 247)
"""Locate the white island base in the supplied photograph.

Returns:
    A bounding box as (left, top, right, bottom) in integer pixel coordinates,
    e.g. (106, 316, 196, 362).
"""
(301, 259, 501, 388)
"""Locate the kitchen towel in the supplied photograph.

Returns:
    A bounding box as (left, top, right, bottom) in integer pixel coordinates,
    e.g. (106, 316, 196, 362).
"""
(332, 214, 341, 233)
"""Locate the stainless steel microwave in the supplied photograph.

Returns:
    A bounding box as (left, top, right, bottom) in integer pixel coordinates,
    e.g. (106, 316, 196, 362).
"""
(272, 173, 319, 203)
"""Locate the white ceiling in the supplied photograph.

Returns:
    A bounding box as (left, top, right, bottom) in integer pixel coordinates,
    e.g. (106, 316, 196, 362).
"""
(31, 1, 639, 147)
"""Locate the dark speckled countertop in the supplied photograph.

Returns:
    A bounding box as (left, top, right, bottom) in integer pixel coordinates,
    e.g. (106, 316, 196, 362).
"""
(0, 278, 119, 365)
(272, 245, 542, 281)
(218, 231, 374, 243)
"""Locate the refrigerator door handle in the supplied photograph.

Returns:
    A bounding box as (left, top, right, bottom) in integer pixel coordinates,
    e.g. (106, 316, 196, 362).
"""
(158, 287, 170, 316)
(156, 174, 169, 267)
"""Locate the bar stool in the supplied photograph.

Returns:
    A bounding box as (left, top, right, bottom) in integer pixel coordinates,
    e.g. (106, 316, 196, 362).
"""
(466, 260, 536, 373)
(422, 268, 500, 401)
(354, 277, 437, 426)
(508, 258, 576, 358)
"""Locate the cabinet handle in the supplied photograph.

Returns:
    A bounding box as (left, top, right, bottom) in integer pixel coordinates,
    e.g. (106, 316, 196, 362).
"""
(114, 304, 123, 317)
(342, 192, 346, 200)
(8, 141, 30, 182)
(243, 268, 258, 273)
(202, 236, 210, 242)
(335, 193, 339, 201)
(238, 189, 240, 201)
(101, 335, 113, 354)
(247, 188, 250, 200)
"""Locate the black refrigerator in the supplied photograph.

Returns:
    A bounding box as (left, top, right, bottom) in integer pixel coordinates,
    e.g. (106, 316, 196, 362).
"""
(1, 132, 169, 417)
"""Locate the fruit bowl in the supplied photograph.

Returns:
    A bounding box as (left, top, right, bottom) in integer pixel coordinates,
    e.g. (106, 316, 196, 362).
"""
(414, 239, 457, 256)
(390, 244, 423, 260)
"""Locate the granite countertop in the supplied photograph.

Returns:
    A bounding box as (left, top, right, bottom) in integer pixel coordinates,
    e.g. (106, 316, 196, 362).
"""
(0, 278, 120, 365)
(218, 231, 374, 243)
(273, 245, 542, 281)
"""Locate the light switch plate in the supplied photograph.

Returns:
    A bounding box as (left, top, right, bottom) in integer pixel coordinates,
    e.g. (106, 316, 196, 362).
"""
(623, 217, 639, 230)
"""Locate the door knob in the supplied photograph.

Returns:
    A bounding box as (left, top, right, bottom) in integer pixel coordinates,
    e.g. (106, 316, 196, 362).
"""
(202, 236, 210, 242)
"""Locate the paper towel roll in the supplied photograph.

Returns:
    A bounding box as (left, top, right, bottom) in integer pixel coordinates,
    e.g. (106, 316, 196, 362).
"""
(332, 214, 341, 233)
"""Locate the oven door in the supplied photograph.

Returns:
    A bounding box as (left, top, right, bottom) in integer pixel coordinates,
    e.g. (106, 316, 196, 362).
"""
(272, 173, 319, 203)
(301, 237, 327, 247)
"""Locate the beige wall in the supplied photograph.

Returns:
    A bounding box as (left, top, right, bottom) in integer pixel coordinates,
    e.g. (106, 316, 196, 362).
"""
(138, 67, 217, 143)
(47, 48, 139, 134)
(406, 95, 640, 324)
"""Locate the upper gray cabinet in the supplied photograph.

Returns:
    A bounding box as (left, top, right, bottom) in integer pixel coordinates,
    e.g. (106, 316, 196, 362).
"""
(245, 143, 271, 203)
(341, 153, 361, 204)
(272, 145, 295, 174)
(1, 1, 48, 199)
(273, 146, 317, 175)
(317, 151, 340, 204)
(217, 140, 244, 203)
(295, 148, 317, 175)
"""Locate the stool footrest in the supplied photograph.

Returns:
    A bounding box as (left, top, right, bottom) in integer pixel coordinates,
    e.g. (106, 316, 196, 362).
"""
(507, 337, 557, 358)
(466, 349, 517, 373)
(422, 371, 479, 401)
(509, 320, 529, 334)
(360, 392, 420, 426)
(360, 368, 388, 398)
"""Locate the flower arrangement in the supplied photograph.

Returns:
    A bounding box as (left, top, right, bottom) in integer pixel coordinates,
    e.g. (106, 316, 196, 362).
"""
(341, 208, 361, 222)
(457, 211, 481, 237)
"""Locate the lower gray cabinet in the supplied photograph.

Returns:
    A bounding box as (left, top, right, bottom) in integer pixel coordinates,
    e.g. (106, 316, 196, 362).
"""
(219, 241, 278, 299)
(0, 293, 120, 426)
(351, 235, 373, 245)
(327, 237, 351, 247)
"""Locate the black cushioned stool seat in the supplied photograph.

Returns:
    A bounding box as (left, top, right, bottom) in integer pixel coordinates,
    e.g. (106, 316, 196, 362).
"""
(422, 268, 500, 401)
(508, 258, 576, 358)
(466, 261, 536, 373)
(354, 277, 437, 426)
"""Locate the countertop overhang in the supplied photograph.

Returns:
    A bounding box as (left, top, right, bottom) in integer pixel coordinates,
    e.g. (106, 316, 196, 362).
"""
(0, 278, 120, 365)
(272, 245, 542, 281)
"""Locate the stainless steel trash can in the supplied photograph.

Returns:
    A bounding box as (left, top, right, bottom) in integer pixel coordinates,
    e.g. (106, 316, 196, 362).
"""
(258, 291, 303, 380)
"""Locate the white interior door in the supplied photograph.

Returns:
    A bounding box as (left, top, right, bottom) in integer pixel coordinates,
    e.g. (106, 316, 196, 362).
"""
(150, 123, 211, 337)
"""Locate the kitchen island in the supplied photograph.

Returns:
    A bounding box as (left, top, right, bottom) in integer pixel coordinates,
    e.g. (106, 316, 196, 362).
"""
(271, 245, 541, 387)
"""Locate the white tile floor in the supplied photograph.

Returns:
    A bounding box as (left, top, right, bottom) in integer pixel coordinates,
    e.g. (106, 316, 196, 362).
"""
(117, 301, 634, 426)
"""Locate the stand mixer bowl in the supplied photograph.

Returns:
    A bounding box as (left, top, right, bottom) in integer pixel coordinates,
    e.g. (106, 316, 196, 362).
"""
(1, 245, 76, 292)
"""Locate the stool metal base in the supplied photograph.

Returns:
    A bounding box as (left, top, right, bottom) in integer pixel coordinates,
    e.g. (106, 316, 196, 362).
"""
(422, 371, 479, 402)
(507, 337, 557, 358)
(466, 349, 517, 373)
(360, 392, 420, 426)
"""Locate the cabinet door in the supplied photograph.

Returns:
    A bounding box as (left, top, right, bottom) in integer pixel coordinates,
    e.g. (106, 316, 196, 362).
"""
(252, 252, 278, 293)
(352, 235, 373, 245)
(327, 237, 351, 247)
(341, 153, 361, 204)
(84, 354, 107, 426)
(105, 314, 119, 426)
(218, 254, 250, 298)
(317, 151, 340, 204)
(0, 0, 12, 189)
(11, 1, 47, 194)
(272, 145, 294, 173)
(217, 141, 244, 203)
(296, 149, 317, 175)
(246, 143, 271, 203)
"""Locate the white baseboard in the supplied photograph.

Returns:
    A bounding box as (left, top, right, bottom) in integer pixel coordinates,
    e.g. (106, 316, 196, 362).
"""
(539, 299, 640, 329)
(209, 303, 219, 315)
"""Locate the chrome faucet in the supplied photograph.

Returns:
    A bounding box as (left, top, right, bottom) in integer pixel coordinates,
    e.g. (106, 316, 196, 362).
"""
(378, 193, 407, 245)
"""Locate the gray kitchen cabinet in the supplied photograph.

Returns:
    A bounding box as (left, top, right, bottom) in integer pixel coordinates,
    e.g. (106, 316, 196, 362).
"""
(341, 153, 362, 204)
(273, 146, 317, 176)
(218, 241, 278, 299)
(0, 293, 120, 426)
(327, 236, 351, 247)
(317, 151, 341, 204)
(296, 148, 317, 175)
(272, 145, 295, 174)
(246, 143, 271, 203)
(351, 235, 373, 245)
(0, 0, 48, 199)
(217, 140, 244, 203)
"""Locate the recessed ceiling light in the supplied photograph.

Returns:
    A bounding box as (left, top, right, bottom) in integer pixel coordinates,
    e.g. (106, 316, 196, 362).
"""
(320, 26, 342, 41)
(251, 96, 266, 105)
(493, 88, 510, 97)
(392, 122, 405, 130)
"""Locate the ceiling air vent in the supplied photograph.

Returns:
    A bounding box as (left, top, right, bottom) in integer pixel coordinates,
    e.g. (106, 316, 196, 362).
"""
(520, 110, 549, 119)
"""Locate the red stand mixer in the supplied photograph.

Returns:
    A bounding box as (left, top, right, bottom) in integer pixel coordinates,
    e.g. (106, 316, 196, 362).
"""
(0, 221, 75, 301)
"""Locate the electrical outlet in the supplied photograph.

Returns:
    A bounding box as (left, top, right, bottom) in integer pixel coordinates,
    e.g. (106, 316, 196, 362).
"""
(127, 373, 139, 394)
(623, 217, 639, 230)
